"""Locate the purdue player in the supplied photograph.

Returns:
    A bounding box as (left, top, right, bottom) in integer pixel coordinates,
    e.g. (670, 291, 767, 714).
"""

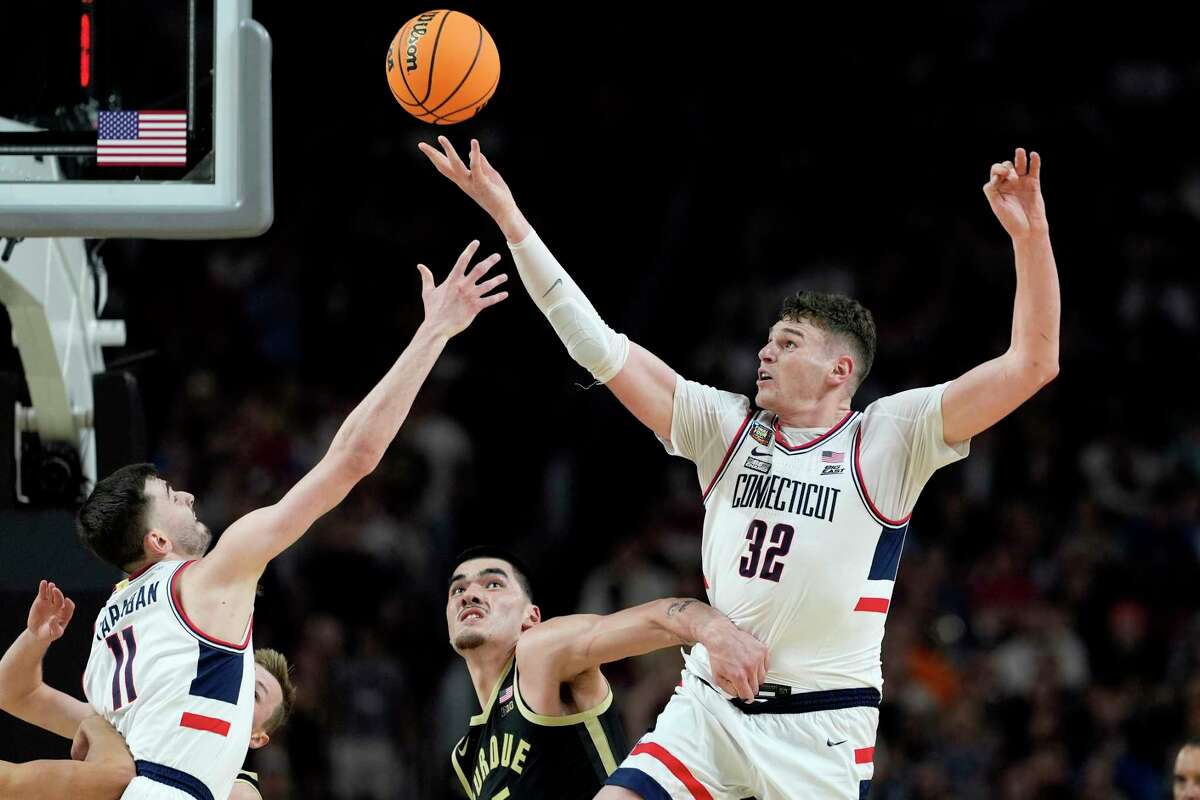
(229, 648, 295, 800)
(447, 546, 767, 799)
(422, 139, 1060, 799)
(0, 241, 508, 800)
(1176, 740, 1200, 800)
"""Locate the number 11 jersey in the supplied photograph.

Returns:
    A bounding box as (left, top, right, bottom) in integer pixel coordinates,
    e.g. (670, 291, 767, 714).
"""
(82, 558, 255, 800)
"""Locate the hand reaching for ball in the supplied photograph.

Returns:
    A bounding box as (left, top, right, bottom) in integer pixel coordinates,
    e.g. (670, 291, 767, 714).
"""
(419, 137, 515, 217)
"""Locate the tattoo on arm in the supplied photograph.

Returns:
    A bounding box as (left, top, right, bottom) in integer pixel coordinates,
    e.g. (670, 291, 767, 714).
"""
(666, 599, 696, 617)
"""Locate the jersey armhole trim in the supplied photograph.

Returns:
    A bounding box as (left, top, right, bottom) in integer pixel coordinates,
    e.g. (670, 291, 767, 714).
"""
(851, 427, 911, 528)
(168, 560, 254, 651)
(700, 412, 754, 503)
(513, 668, 614, 727)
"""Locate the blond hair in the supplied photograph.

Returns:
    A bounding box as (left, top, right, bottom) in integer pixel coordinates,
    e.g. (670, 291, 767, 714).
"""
(255, 648, 296, 734)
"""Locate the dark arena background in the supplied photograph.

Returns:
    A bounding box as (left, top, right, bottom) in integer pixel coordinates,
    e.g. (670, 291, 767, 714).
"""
(2, 3, 1199, 798)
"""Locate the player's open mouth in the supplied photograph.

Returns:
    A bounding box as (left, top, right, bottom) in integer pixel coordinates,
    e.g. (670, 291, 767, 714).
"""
(459, 608, 486, 623)
(757, 370, 772, 384)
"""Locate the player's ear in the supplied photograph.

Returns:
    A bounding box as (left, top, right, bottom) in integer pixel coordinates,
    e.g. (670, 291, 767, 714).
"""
(144, 529, 171, 558)
(522, 604, 542, 630)
(830, 354, 854, 387)
(248, 730, 270, 749)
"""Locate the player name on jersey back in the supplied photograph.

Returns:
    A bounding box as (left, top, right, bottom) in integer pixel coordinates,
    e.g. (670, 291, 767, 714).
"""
(95, 579, 161, 640)
(83, 559, 255, 800)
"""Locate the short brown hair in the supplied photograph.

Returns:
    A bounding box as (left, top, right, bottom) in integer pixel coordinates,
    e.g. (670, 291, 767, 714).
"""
(76, 463, 159, 571)
(255, 648, 296, 735)
(780, 291, 877, 391)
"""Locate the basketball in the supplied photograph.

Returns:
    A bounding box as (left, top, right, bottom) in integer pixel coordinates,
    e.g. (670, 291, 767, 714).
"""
(385, 10, 500, 125)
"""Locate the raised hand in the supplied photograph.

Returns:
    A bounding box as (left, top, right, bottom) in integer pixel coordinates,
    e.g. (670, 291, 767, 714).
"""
(27, 580, 75, 644)
(983, 147, 1049, 241)
(417, 239, 509, 339)
(418, 137, 520, 224)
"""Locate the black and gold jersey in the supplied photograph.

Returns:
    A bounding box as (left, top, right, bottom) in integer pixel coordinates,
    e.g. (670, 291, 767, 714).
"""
(451, 658, 627, 800)
(233, 768, 261, 797)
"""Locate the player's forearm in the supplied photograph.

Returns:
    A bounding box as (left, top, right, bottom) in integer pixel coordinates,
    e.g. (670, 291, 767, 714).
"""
(1008, 231, 1060, 382)
(653, 598, 731, 648)
(327, 322, 449, 472)
(0, 759, 134, 800)
(80, 718, 135, 774)
(0, 631, 50, 711)
(506, 228, 629, 384)
(492, 201, 532, 245)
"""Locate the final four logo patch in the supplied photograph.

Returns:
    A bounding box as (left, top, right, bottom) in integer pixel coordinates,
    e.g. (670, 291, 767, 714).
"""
(750, 422, 772, 446)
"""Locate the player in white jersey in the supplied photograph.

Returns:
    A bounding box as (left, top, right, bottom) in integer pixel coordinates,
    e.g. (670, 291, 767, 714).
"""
(1, 583, 292, 800)
(0, 241, 509, 800)
(421, 139, 1061, 798)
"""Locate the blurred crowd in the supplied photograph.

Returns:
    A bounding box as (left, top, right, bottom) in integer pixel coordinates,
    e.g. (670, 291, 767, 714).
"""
(6, 2, 1199, 798)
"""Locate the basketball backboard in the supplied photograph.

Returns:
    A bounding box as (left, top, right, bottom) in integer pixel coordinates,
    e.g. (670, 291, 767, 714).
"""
(0, 0, 272, 239)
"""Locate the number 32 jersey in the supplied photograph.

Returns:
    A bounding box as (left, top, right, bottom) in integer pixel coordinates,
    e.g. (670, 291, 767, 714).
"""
(659, 378, 969, 694)
(83, 559, 255, 800)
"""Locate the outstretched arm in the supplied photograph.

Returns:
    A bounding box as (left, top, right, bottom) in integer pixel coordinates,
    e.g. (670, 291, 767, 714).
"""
(194, 241, 507, 588)
(941, 148, 1060, 444)
(0, 581, 93, 740)
(0, 715, 135, 800)
(419, 136, 679, 440)
(516, 598, 768, 702)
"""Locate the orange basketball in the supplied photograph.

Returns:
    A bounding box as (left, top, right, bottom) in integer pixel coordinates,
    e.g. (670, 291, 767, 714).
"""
(385, 10, 500, 125)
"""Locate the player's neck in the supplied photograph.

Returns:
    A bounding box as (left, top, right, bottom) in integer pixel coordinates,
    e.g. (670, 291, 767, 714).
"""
(463, 645, 516, 710)
(775, 396, 852, 430)
(124, 553, 181, 576)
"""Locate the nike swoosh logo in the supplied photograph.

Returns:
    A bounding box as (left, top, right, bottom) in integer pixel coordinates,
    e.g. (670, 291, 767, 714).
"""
(827, 738, 847, 747)
(751, 446, 773, 457)
(456, 737, 469, 756)
(541, 278, 562, 298)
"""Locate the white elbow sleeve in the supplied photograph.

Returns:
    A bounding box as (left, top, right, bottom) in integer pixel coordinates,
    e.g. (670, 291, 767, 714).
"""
(509, 230, 630, 383)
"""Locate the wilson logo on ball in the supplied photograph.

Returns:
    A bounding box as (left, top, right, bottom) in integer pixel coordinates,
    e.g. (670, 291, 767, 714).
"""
(386, 10, 500, 125)
(404, 12, 439, 72)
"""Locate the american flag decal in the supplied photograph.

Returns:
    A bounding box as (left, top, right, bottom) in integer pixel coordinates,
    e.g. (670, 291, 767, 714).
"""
(96, 110, 187, 166)
(821, 450, 844, 464)
(498, 685, 513, 704)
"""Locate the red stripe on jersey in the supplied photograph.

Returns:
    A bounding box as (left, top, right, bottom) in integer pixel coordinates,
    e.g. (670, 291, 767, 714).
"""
(631, 742, 713, 800)
(773, 409, 854, 452)
(700, 412, 753, 503)
(170, 561, 254, 650)
(854, 597, 890, 613)
(854, 746, 875, 764)
(180, 712, 230, 736)
(853, 428, 912, 526)
(125, 562, 157, 581)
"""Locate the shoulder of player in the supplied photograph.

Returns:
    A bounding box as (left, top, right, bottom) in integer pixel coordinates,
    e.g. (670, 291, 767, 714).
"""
(514, 643, 609, 721)
(230, 769, 262, 799)
(860, 383, 947, 423)
(178, 551, 255, 597)
(516, 615, 591, 662)
(675, 375, 750, 413)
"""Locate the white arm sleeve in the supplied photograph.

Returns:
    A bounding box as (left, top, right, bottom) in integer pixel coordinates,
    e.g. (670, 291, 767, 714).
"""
(658, 375, 752, 488)
(507, 229, 629, 384)
(858, 382, 970, 520)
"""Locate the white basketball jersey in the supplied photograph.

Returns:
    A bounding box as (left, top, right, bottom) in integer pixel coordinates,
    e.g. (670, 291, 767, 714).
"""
(662, 378, 968, 695)
(82, 559, 255, 800)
